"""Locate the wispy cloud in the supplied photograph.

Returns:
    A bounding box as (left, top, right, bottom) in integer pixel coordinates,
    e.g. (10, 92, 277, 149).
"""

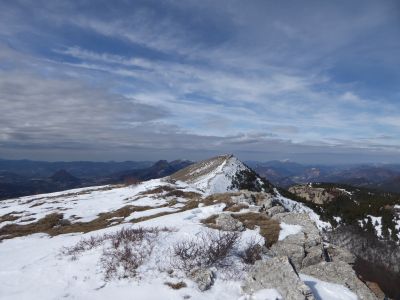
(0, 0, 399, 163)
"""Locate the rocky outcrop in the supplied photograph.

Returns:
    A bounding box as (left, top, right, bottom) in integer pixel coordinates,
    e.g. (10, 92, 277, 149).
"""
(324, 243, 356, 265)
(265, 205, 285, 217)
(231, 191, 274, 208)
(242, 256, 315, 300)
(215, 213, 244, 231)
(302, 245, 324, 269)
(269, 213, 324, 270)
(288, 184, 335, 205)
(301, 261, 378, 300)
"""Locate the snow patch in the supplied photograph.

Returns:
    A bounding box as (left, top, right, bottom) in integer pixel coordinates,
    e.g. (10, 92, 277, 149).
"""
(278, 223, 302, 241)
(300, 274, 357, 300)
(239, 288, 283, 300)
(274, 190, 331, 230)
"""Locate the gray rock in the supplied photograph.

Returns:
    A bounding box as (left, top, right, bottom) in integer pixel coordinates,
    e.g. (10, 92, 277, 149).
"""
(272, 213, 321, 249)
(232, 191, 274, 209)
(189, 268, 215, 291)
(265, 205, 285, 217)
(270, 238, 305, 271)
(302, 245, 324, 268)
(268, 212, 325, 271)
(242, 256, 315, 300)
(215, 213, 244, 231)
(288, 185, 335, 205)
(301, 261, 378, 300)
(325, 243, 356, 265)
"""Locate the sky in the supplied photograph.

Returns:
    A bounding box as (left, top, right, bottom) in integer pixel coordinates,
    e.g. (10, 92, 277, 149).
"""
(0, 0, 399, 163)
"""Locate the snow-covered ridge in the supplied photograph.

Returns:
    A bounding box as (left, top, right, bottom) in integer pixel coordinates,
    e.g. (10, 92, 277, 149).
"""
(170, 154, 248, 194)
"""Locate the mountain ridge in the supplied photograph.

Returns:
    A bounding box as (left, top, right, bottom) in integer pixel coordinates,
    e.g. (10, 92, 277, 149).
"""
(0, 154, 396, 299)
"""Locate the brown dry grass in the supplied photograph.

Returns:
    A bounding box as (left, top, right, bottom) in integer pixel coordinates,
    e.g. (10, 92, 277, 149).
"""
(164, 281, 187, 289)
(224, 203, 249, 212)
(0, 205, 154, 240)
(232, 212, 280, 247)
(200, 214, 219, 229)
(138, 185, 176, 195)
(0, 212, 20, 223)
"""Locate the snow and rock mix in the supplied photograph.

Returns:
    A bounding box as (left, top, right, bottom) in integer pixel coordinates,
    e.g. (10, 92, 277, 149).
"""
(0, 155, 378, 299)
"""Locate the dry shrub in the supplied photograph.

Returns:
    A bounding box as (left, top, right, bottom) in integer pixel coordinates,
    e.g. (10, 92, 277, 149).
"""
(138, 185, 175, 196)
(172, 230, 239, 272)
(164, 281, 187, 289)
(63, 227, 170, 280)
(224, 203, 249, 212)
(200, 214, 218, 229)
(232, 212, 280, 247)
(239, 237, 263, 264)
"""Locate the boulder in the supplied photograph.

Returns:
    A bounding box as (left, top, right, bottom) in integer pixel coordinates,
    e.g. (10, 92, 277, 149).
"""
(301, 261, 378, 300)
(242, 256, 315, 300)
(215, 213, 245, 231)
(189, 268, 215, 291)
(232, 191, 274, 209)
(270, 238, 305, 271)
(268, 212, 324, 271)
(265, 205, 285, 217)
(272, 213, 321, 249)
(302, 245, 325, 268)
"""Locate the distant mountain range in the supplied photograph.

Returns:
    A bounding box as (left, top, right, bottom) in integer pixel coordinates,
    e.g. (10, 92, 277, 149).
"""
(1, 158, 400, 200)
(0, 159, 192, 200)
(246, 160, 400, 193)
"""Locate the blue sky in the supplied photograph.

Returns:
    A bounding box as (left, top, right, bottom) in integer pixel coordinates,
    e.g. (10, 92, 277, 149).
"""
(0, 0, 399, 163)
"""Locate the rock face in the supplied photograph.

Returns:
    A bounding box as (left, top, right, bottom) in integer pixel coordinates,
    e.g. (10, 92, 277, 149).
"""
(231, 191, 274, 208)
(265, 205, 285, 217)
(215, 213, 244, 231)
(269, 213, 323, 270)
(324, 243, 356, 265)
(288, 184, 335, 205)
(301, 261, 378, 300)
(242, 256, 315, 300)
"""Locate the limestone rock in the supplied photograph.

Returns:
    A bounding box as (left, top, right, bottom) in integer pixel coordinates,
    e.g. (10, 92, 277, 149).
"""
(242, 256, 315, 300)
(189, 268, 215, 291)
(269, 212, 324, 270)
(288, 184, 335, 205)
(232, 191, 274, 209)
(215, 213, 245, 231)
(265, 205, 285, 217)
(272, 213, 321, 249)
(270, 238, 305, 271)
(301, 261, 378, 300)
(325, 243, 356, 265)
(302, 245, 324, 269)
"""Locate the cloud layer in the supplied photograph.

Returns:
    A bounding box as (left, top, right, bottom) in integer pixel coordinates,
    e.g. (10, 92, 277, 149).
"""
(0, 0, 399, 163)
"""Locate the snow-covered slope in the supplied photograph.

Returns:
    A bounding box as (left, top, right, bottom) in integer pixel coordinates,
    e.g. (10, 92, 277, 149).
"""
(170, 154, 272, 194)
(0, 155, 376, 300)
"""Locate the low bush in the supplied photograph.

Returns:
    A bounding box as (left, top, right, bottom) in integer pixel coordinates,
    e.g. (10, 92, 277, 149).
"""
(238, 237, 263, 264)
(172, 230, 240, 272)
(63, 227, 169, 279)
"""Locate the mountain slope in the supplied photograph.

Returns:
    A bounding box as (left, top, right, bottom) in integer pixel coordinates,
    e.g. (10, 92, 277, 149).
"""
(0, 155, 382, 300)
(170, 154, 274, 194)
